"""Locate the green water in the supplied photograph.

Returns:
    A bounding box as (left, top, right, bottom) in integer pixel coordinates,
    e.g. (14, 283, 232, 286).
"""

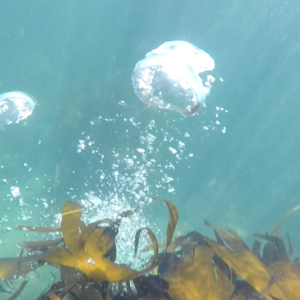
(1, 1, 300, 299)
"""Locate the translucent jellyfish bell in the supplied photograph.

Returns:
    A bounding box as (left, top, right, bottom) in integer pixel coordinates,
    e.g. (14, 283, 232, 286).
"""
(0, 91, 37, 125)
(132, 41, 215, 115)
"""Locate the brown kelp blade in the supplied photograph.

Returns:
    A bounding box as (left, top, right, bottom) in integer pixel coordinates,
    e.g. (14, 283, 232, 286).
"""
(132, 275, 169, 299)
(5, 279, 29, 300)
(16, 225, 61, 233)
(59, 266, 87, 300)
(251, 240, 262, 260)
(84, 226, 105, 254)
(80, 219, 115, 249)
(80, 208, 138, 254)
(141, 223, 187, 253)
(85, 226, 116, 256)
(161, 246, 234, 300)
(0, 282, 10, 294)
(42, 198, 178, 283)
(133, 227, 159, 265)
(205, 220, 249, 252)
(61, 201, 83, 254)
(206, 238, 286, 300)
(42, 245, 142, 282)
(19, 238, 63, 253)
(267, 261, 300, 300)
(41, 207, 145, 283)
(0, 256, 40, 280)
(140, 197, 179, 254)
(36, 281, 65, 300)
(43, 231, 162, 284)
(272, 271, 300, 300)
(253, 233, 290, 265)
(47, 292, 61, 300)
(226, 229, 251, 251)
(270, 205, 300, 235)
(286, 231, 293, 257)
(151, 197, 178, 250)
(54, 280, 81, 300)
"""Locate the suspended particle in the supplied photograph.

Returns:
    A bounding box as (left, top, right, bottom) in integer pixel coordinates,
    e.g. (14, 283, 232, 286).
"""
(10, 186, 21, 198)
(178, 141, 185, 151)
(168, 147, 177, 154)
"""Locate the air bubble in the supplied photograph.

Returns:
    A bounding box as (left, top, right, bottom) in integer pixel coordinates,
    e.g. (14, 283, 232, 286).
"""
(0, 91, 37, 125)
(125, 158, 134, 169)
(10, 186, 21, 198)
(132, 41, 215, 115)
(168, 147, 177, 154)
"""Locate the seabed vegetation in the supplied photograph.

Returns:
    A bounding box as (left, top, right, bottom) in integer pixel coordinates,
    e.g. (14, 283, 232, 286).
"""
(0, 198, 300, 300)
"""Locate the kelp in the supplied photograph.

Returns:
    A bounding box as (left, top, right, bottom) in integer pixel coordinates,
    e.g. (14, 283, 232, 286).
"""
(160, 245, 234, 300)
(16, 225, 61, 233)
(19, 238, 64, 253)
(40, 201, 140, 283)
(5, 279, 29, 300)
(1, 200, 300, 300)
(0, 255, 39, 280)
(40, 198, 177, 284)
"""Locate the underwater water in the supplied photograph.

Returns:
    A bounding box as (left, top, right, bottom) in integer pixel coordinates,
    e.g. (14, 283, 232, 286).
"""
(1, 0, 300, 299)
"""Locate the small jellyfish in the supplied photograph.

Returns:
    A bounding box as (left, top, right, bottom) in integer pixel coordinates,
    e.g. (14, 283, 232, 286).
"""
(0, 91, 37, 125)
(132, 41, 215, 115)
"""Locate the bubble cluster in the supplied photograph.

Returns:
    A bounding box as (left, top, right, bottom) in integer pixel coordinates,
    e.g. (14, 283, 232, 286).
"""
(72, 114, 206, 263)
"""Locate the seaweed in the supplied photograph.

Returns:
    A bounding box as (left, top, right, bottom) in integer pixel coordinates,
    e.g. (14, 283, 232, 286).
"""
(5, 279, 29, 300)
(1, 200, 300, 300)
